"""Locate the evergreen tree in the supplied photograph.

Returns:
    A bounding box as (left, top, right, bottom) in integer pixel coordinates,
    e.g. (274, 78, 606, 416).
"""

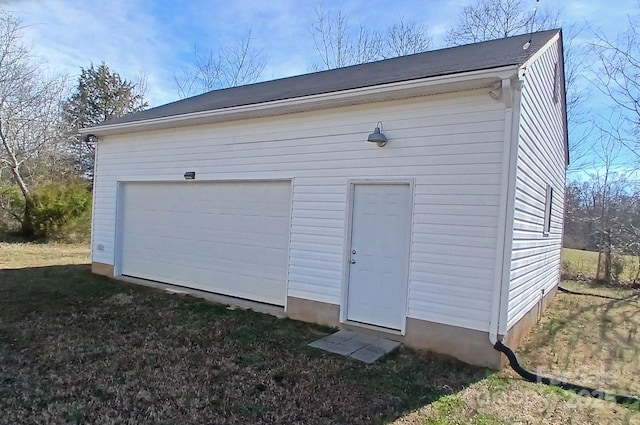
(63, 62, 147, 179)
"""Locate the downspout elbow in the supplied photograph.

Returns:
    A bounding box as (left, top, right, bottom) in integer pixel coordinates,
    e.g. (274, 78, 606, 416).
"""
(489, 330, 499, 345)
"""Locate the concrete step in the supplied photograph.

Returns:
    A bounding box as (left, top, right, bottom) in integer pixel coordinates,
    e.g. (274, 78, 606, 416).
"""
(308, 329, 401, 363)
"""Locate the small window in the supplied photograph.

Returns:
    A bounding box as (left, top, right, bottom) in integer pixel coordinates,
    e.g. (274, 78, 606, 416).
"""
(543, 184, 553, 236)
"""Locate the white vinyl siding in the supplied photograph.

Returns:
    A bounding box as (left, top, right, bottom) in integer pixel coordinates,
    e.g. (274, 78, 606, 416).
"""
(507, 38, 566, 329)
(92, 90, 504, 332)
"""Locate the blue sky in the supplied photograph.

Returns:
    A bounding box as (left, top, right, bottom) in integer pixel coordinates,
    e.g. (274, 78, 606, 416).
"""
(5, 0, 639, 175)
(7, 0, 635, 105)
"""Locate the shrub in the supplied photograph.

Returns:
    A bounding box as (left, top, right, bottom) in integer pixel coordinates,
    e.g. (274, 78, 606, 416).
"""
(28, 181, 92, 241)
(0, 183, 24, 234)
(611, 255, 625, 284)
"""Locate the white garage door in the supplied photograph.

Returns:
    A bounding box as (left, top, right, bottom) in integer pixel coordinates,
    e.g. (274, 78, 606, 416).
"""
(118, 181, 291, 306)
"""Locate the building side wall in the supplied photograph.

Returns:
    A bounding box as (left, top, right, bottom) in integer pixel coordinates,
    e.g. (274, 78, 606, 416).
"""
(507, 38, 567, 329)
(92, 90, 505, 332)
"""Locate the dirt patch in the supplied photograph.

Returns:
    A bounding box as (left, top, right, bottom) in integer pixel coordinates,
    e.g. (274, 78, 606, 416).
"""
(107, 293, 135, 305)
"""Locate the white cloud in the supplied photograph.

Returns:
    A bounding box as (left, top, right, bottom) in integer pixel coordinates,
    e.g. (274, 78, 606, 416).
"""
(3, 0, 638, 108)
(8, 0, 181, 105)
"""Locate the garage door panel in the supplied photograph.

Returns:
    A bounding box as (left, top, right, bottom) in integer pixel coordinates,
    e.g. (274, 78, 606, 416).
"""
(119, 181, 290, 306)
(123, 222, 289, 249)
(123, 259, 284, 305)
(123, 209, 290, 236)
(125, 248, 286, 274)
(124, 256, 286, 286)
(125, 208, 290, 220)
(123, 234, 287, 266)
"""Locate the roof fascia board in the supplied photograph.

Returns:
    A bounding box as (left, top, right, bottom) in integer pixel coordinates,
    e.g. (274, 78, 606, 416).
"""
(82, 65, 519, 137)
(557, 31, 570, 166)
(518, 31, 561, 79)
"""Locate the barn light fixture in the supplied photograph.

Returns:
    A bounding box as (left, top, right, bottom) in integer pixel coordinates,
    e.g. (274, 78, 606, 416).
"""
(184, 171, 196, 180)
(367, 121, 387, 147)
(489, 84, 503, 100)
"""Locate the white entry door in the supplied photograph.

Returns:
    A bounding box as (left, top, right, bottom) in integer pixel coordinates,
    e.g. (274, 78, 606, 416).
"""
(346, 183, 411, 330)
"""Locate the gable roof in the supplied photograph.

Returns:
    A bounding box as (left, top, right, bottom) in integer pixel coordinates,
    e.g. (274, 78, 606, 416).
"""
(101, 29, 561, 127)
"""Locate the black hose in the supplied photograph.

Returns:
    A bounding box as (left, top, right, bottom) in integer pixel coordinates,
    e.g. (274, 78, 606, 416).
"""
(494, 340, 640, 409)
(557, 286, 624, 300)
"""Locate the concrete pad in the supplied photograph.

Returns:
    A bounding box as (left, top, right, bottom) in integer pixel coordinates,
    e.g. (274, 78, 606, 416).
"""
(350, 339, 401, 363)
(308, 339, 334, 350)
(350, 346, 381, 363)
(325, 337, 368, 355)
(350, 346, 385, 363)
(308, 330, 360, 351)
(373, 337, 402, 353)
(352, 333, 380, 345)
(322, 330, 359, 344)
(309, 330, 401, 363)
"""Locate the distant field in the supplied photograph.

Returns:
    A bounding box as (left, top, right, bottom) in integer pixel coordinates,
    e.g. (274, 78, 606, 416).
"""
(562, 248, 640, 283)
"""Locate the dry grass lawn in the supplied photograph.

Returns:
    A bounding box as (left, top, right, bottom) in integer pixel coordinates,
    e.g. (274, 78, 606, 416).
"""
(1, 242, 639, 424)
(520, 280, 640, 396)
(397, 281, 640, 425)
(562, 248, 640, 283)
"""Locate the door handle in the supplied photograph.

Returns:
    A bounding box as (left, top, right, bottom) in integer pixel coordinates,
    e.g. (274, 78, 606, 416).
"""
(350, 259, 356, 264)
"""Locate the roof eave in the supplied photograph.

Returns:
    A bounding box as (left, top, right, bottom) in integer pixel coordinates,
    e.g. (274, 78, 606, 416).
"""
(81, 65, 520, 137)
(518, 30, 562, 76)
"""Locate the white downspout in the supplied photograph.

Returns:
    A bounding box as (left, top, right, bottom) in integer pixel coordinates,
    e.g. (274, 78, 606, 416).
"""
(489, 77, 516, 345)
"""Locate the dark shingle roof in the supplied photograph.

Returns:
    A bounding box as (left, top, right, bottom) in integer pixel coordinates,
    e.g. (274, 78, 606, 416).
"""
(106, 29, 560, 126)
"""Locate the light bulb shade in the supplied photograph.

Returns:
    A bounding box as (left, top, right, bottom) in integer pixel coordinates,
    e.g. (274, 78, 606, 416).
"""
(489, 87, 502, 100)
(367, 127, 387, 146)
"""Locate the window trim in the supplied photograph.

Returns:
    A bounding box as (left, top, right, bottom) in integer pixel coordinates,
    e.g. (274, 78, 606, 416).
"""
(543, 184, 553, 236)
(553, 61, 560, 104)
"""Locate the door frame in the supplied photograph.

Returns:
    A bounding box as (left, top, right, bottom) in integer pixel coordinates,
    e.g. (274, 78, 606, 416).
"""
(339, 179, 414, 334)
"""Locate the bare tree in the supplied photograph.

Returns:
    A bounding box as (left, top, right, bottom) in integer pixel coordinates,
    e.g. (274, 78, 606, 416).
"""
(558, 24, 591, 169)
(220, 31, 267, 88)
(311, 6, 381, 69)
(0, 10, 68, 235)
(385, 18, 431, 57)
(175, 47, 221, 98)
(565, 169, 640, 284)
(590, 11, 640, 157)
(445, 0, 558, 45)
(591, 136, 619, 282)
(175, 31, 266, 98)
(311, 6, 431, 70)
(445, 0, 593, 172)
(565, 132, 640, 284)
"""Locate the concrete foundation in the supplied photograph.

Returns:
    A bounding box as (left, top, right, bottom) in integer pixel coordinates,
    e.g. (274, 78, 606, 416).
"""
(286, 288, 558, 369)
(92, 262, 114, 277)
(500, 284, 558, 365)
(286, 296, 340, 328)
